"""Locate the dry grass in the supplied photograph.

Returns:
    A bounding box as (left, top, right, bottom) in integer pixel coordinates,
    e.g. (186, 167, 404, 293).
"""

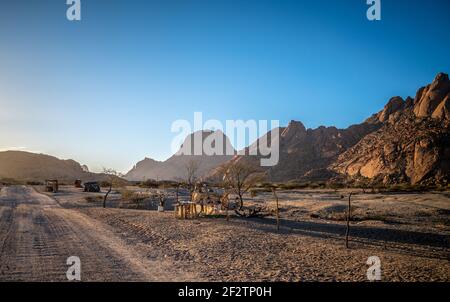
(84, 195, 104, 203)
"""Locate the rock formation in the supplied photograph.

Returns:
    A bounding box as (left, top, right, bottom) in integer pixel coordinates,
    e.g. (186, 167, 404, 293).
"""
(331, 73, 450, 185)
(211, 72, 449, 186)
(125, 130, 235, 181)
(209, 119, 382, 182)
(414, 73, 450, 118)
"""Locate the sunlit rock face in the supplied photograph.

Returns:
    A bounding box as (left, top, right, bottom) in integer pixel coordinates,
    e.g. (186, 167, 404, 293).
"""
(331, 73, 450, 185)
(414, 73, 450, 119)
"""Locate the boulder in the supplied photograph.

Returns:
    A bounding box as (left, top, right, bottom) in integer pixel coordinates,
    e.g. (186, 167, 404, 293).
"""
(414, 73, 450, 118)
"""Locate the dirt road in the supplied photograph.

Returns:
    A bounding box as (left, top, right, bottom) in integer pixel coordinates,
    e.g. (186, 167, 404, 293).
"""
(0, 186, 196, 281)
(0, 185, 448, 282)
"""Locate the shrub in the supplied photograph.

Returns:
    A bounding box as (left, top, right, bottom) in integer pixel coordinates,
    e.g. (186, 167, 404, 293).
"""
(249, 189, 258, 197)
(100, 181, 111, 188)
(139, 179, 159, 188)
(26, 181, 43, 186)
(0, 178, 23, 185)
(327, 182, 345, 190)
(120, 189, 149, 203)
(385, 183, 431, 192)
(84, 196, 103, 203)
(276, 182, 309, 190)
(138, 179, 179, 189)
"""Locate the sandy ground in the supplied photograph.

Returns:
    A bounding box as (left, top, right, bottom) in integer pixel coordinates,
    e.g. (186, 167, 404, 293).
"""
(0, 186, 198, 281)
(0, 185, 448, 282)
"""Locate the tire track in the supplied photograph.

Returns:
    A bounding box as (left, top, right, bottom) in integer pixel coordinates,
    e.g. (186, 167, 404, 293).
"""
(0, 186, 197, 281)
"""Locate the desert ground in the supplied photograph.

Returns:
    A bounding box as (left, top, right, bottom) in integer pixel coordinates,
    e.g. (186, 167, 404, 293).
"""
(0, 185, 448, 282)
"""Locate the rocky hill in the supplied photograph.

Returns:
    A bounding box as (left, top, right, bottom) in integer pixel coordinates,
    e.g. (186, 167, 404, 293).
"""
(125, 130, 235, 181)
(331, 73, 450, 185)
(211, 73, 449, 186)
(0, 151, 111, 183)
(209, 119, 382, 183)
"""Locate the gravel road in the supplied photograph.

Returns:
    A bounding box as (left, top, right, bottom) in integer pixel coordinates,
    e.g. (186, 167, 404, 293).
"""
(0, 186, 197, 281)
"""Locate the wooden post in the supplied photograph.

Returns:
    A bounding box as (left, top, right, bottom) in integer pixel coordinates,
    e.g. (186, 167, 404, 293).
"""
(226, 198, 230, 222)
(272, 188, 280, 232)
(345, 192, 353, 248)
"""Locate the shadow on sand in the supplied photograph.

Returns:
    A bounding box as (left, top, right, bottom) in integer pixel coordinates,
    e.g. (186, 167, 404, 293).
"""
(227, 216, 449, 260)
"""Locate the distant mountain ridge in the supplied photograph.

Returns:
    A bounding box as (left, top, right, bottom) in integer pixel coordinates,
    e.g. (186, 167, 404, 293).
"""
(125, 130, 235, 181)
(0, 151, 112, 183)
(3, 73, 448, 186)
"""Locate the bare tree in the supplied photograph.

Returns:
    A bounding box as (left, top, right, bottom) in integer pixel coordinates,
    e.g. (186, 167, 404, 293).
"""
(185, 159, 200, 193)
(220, 160, 265, 217)
(102, 168, 124, 208)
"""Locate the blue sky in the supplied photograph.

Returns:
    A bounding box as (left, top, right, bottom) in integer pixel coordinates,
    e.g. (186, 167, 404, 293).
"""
(0, 0, 449, 172)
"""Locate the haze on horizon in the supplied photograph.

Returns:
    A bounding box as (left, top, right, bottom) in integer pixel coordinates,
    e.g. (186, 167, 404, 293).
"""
(1, 0, 449, 173)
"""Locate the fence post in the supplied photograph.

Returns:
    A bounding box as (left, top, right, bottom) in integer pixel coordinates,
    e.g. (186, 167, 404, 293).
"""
(272, 188, 280, 232)
(345, 192, 353, 248)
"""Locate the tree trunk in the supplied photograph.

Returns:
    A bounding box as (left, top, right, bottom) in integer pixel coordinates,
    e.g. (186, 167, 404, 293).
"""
(103, 184, 112, 208)
(224, 193, 230, 221)
(238, 193, 244, 210)
(234, 193, 244, 216)
(345, 192, 353, 248)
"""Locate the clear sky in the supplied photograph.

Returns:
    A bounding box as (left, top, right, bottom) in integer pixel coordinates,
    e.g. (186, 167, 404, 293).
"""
(0, 0, 449, 173)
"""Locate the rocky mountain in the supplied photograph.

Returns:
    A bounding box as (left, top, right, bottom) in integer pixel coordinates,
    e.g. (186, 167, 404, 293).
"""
(331, 73, 450, 185)
(211, 72, 449, 186)
(125, 130, 235, 181)
(0, 151, 109, 182)
(209, 119, 382, 182)
(5, 73, 447, 187)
